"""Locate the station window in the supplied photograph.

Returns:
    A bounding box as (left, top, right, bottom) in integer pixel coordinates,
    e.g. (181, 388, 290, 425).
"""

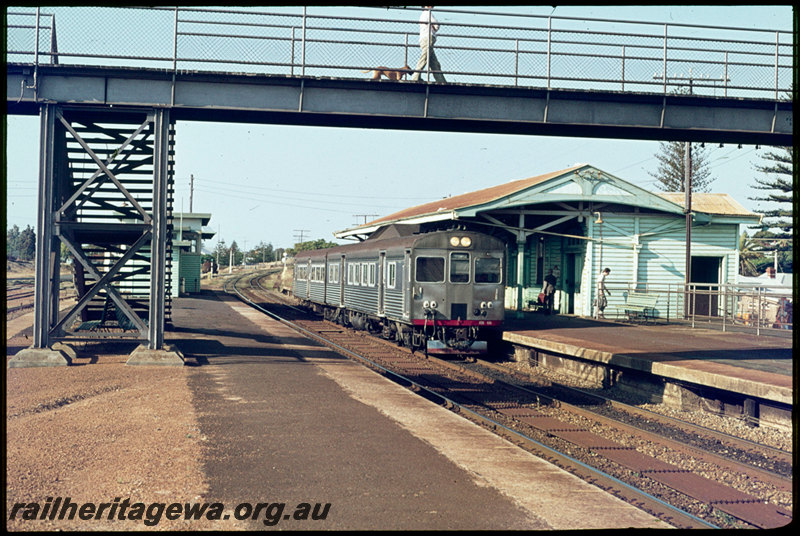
(475, 257, 502, 283)
(450, 252, 470, 283)
(416, 256, 444, 283)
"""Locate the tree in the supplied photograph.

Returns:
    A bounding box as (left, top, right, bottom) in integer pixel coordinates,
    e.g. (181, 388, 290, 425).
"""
(213, 239, 228, 267)
(648, 141, 716, 193)
(749, 145, 793, 273)
(13, 225, 36, 261)
(6, 224, 21, 259)
(287, 238, 339, 256)
(252, 241, 275, 263)
(738, 232, 761, 276)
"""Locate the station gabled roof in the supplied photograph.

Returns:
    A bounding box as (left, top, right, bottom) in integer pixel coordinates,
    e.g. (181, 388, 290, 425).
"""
(335, 164, 759, 239)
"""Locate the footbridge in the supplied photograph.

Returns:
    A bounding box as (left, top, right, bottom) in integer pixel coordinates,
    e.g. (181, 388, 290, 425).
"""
(5, 6, 792, 365)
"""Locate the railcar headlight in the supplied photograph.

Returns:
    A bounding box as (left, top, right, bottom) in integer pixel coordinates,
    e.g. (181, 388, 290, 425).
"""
(430, 301, 437, 309)
(449, 236, 460, 247)
(460, 236, 472, 247)
(423, 300, 430, 309)
(486, 301, 493, 309)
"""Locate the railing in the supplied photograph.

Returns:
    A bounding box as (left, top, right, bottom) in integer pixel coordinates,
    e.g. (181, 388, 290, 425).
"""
(5, 6, 792, 100)
(604, 282, 793, 336)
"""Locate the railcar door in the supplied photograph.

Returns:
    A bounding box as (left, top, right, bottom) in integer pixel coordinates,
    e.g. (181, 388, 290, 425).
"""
(339, 255, 345, 307)
(447, 250, 472, 321)
(378, 251, 386, 315)
(403, 249, 411, 319)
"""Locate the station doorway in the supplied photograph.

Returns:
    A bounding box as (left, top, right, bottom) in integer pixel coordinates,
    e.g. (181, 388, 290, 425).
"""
(690, 256, 722, 317)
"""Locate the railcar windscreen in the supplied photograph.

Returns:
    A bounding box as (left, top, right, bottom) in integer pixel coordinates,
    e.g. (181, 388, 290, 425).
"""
(416, 256, 444, 282)
(475, 257, 501, 283)
(450, 252, 470, 283)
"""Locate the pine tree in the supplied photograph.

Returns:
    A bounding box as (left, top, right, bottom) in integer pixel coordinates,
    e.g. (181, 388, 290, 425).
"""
(749, 146, 793, 272)
(648, 141, 715, 192)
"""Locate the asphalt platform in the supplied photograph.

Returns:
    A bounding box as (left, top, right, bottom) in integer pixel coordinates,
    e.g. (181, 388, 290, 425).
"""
(503, 312, 793, 408)
(168, 289, 670, 530)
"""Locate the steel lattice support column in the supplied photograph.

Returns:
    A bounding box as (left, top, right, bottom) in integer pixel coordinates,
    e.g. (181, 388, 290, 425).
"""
(148, 108, 170, 350)
(10, 104, 182, 367)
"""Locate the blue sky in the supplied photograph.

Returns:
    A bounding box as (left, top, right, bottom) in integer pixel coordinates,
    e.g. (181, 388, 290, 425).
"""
(5, 5, 793, 253)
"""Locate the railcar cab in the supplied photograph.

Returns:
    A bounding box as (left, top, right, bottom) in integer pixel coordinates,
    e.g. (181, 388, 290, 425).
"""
(410, 231, 505, 355)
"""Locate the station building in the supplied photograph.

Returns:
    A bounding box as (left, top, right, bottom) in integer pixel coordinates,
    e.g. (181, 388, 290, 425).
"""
(335, 164, 761, 320)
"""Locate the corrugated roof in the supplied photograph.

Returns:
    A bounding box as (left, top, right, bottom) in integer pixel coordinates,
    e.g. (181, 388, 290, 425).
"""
(366, 164, 584, 227)
(657, 192, 760, 218)
(340, 166, 760, 238)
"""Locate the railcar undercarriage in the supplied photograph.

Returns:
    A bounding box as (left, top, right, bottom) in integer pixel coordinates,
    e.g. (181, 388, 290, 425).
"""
(313, 303, 496, 356)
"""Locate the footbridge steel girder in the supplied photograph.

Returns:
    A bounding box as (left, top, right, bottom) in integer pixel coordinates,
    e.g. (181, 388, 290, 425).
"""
(7, 64, 792, 146)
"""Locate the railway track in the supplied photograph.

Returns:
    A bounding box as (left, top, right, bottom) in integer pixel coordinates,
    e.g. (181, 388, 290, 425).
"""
(6, 277, 76, 317)
(227, 270, 792, 530)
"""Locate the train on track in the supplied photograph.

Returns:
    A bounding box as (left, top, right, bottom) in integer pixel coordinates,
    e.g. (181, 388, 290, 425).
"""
(291, 226, 506, 355)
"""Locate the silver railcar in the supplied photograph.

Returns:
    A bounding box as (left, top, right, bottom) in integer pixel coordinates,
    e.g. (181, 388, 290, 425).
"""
(292, 229, 505, 355)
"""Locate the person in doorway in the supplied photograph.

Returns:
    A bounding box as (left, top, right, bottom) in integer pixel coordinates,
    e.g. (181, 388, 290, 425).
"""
(543, 268, 557, 315)
(410, 6, 446, 83)
(595, 267, 611, 318)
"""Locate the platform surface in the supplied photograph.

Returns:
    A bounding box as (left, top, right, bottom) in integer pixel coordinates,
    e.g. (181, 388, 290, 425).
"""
(166, 291, 670, 530)
(503, 313, 793, 405)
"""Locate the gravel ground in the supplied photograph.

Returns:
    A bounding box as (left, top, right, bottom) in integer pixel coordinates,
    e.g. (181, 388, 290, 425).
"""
(5, 328, 248, 531)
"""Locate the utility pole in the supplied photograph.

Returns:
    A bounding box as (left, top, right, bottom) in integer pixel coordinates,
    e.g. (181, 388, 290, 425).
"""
(655, 70, 706, 318)
(189, 174, 194, 213)
(294, 229, 309, 244)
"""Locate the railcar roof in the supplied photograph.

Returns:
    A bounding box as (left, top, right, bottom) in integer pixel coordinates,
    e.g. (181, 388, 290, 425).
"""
(294, 229, 504, 260)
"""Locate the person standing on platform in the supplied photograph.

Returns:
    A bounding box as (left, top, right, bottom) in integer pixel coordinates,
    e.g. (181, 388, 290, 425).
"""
(410, 6, 446, 83)
(595, 267, 611, 318)
(543, 268, 557, 315)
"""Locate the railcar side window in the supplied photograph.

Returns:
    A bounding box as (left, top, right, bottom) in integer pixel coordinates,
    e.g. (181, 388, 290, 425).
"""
(450, 252, 470, 283)
(387, 262, 397, 289)
(416, 256, 444, 283)
(310, 264, 325, 282)
(347, 262, 359, 286)
(475, 257, 502, 283)
(368, 263, 376, 287)
(328, 264, 339, 284)
(361, 263, 369, 286)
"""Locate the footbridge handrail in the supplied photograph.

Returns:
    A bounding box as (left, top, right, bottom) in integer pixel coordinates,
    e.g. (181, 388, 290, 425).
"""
(6, 6, 792, 100)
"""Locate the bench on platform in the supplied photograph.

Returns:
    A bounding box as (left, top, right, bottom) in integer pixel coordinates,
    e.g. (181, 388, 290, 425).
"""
(623, 292, 659, 323)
